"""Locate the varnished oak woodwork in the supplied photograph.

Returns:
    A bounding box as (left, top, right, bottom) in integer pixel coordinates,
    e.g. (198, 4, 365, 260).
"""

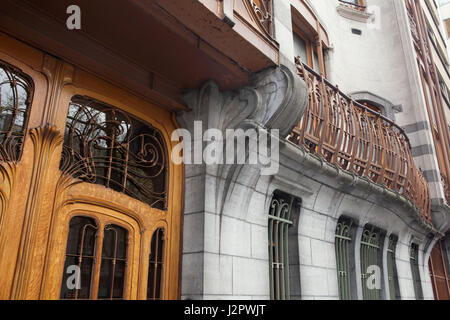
(0, 32, 183, 300)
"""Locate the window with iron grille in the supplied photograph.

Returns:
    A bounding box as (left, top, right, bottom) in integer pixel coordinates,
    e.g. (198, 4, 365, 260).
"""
(387, 234, 401, 300)
(0, 60, 33, 162)
(147, 228, 165, 300)
(335, 217, 355, 300)
(360, 225, 383, 300)
(60, 95, 168, 210)
(268, 191, 301, 300)
(60, 216, 128, 300)
(410, 243, 424, 300)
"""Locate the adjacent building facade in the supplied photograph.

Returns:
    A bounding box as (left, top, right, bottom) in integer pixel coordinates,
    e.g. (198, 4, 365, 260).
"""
(0, 0, 448, 300)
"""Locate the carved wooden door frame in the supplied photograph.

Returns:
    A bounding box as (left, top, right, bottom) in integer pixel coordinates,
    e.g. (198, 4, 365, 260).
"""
(0, 31, 183, 300)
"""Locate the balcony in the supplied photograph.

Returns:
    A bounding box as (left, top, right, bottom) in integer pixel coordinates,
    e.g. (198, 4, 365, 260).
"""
(289, 57, 432, 222)
(337, 0, 366, 11)
(0, 0, 279, 112)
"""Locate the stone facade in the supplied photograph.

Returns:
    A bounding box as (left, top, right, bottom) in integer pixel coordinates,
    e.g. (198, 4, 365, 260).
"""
(179, 0, 450, 300)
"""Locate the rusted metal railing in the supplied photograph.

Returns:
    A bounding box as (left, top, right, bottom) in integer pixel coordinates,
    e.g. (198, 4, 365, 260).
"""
(338, 0, 366, 11)
(289, 57, 431, 222)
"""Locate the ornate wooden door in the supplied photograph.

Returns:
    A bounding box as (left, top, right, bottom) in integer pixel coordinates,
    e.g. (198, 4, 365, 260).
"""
(0, 32, 183, 300)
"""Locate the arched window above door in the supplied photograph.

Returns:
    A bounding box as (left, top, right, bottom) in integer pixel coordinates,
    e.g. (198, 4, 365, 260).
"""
(60, 95, 168, 210)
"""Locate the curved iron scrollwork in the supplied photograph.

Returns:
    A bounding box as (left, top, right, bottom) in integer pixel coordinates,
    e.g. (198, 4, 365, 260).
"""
(248, 0, 273, 37)
(60, 96, 168, 210)
(0, 61, 33, 162)
(291, 57, 432, 223)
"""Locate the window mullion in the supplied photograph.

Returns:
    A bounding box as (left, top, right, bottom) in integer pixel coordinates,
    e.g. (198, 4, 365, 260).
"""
(91, 223, 105, 300)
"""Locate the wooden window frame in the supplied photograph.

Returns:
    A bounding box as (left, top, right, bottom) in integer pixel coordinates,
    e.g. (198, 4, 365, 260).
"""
(292, 24, 326, 76)
(60, 214, 132, 300)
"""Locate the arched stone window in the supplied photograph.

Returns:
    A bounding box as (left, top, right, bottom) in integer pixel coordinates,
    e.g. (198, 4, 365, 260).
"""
(387, 234, 401, 300)
(410, 243, 424, 300)
(350, 91, 399, 120)
(360, 224, 385, 300)
(268, 190, 301, 300)
(335, 216, 358, 300)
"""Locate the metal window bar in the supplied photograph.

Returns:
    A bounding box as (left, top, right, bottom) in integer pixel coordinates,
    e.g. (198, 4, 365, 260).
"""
(360, 225, 381, 300)
(268, 193, 295, 300)
(335, 218, 353, 300)
(148, 228, 165, 300)
(98, 225, 128, 300)
(410, 243, 423, 300)
(60, 95, 168, 210)
(387, 235, 400, 300)
(60, 217, 97, 300)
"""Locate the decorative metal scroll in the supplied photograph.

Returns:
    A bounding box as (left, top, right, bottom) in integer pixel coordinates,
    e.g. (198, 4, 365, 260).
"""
(247, 0, 273, 37)
(0, 61, 33, 162)
(290, 57, 431, 223)
(60, 96, 168, 210)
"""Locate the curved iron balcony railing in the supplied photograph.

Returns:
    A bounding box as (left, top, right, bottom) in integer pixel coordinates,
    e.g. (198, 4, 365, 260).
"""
(290, 57, 431, 222)
(338, 0, 366, 11)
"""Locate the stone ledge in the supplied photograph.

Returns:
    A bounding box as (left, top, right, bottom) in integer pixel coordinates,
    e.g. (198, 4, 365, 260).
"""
(336, 4, 372, 23)
(280, 138, 442, 237)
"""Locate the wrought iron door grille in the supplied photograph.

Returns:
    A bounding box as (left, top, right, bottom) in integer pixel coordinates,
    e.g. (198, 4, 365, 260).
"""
(360, 225, 381, 300)
(98, 224, 128, 300)
(335, 217, 353, 300)
(60, 216, 97, 300)
(268, 192, 296, 300)
(148, 228, 165, 300)
(0, 60, 33, 162)
(61, 217, 129, 300)
(60, 95, 168, 210)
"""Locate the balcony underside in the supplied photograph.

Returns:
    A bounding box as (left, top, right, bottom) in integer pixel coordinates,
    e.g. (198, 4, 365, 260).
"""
(0, 0, 279, 111)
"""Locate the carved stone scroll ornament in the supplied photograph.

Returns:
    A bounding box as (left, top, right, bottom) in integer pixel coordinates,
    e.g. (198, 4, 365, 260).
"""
(177, 65, 308, 215)
(179, 65, 308, 136)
